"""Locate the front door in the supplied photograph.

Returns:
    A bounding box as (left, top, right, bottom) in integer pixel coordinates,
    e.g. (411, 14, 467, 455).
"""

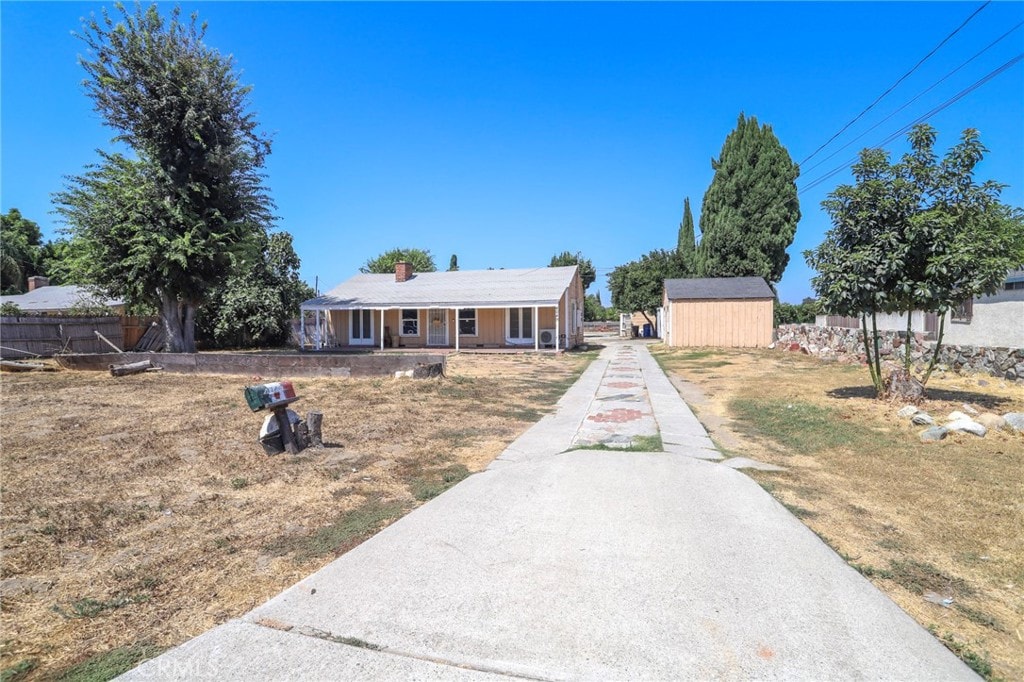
(427, 309, 448, 346)
(350, 309, 373, 345)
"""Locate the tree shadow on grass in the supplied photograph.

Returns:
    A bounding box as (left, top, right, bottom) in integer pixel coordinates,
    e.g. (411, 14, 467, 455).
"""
(827, 385, 1015, 410)
(826, 386, 878, 400)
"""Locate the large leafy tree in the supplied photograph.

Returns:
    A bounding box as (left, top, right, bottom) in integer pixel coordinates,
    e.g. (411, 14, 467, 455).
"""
(676, 197, 697, 276)
(197, 232, 314, 348)
(1, 208, 44, 293)
(698, 113, 800, 285)
(549, 251, 596, 290)
(361, 248, 437, 274)
(54, 4, 274, 352)
(608, 249, 687, 329)
(806, 124, 1024, 398)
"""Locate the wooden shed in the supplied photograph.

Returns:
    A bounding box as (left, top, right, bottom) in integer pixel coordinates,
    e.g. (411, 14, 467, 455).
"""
(662, 277, 774, 348)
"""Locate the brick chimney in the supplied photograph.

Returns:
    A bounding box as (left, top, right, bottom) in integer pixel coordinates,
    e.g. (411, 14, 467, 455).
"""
(27, 276, 50, 292)
(395, 261, 413, 282)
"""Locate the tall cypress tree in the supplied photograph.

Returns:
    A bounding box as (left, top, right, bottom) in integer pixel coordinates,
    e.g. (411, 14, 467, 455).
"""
(676, 197, 697, 275)
(697, 113, 800, 284)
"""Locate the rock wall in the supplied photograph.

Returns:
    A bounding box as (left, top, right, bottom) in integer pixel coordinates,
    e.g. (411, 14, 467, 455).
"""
(774, 324, 1024, 382)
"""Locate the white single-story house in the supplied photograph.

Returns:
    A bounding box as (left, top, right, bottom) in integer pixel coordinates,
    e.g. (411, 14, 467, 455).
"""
(300, 263, 585, 352)
(815, 268, 1024, 348)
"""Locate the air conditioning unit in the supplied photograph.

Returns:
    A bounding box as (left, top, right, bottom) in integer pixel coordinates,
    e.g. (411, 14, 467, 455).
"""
(539, 329, 557, 347)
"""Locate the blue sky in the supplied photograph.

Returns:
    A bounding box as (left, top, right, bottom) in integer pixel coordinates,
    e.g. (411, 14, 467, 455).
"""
(3, 1, 1022, 304)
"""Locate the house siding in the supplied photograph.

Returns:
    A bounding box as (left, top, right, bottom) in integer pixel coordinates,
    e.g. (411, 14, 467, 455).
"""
(666, 298, 773, 348)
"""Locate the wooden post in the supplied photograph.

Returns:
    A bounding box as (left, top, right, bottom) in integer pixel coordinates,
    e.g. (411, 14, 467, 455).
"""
(273, 407, 300, 454)
(306, 411, 324, 447)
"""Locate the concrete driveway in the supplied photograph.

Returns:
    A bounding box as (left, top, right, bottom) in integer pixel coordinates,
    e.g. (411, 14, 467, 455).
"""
(124, 341, 975, 680)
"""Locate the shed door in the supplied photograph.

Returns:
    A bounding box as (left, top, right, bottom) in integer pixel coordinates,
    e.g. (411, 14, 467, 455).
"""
(427, 309, 448, 346)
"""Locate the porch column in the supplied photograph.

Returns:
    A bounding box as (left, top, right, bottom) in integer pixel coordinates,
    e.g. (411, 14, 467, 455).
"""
(534, 306, 539, 351)
(300, 311, 306, 350)
(454, 308, 460, 352)
(380, 309, 385, 351)
(315, 311, 322, 349)
(555, 304, 560, 352)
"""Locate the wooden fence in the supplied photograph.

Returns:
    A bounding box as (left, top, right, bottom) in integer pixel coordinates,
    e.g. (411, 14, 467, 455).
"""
(0, 316, 125, 358)
(122, 316, 161, 350)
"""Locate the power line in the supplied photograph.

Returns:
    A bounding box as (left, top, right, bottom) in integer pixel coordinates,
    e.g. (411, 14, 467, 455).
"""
(801, 19, 1024, 177)
(798, 52, 1024, 196)
(799, 0, 992, 166)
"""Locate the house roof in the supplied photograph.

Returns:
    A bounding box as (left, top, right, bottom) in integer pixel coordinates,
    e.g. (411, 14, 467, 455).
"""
(664, 277, 774, 301)
(0, 285, 123, 312)
(303, 266, 578, 310)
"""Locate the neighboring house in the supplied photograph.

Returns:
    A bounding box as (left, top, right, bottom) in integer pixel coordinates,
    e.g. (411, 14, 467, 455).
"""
(814, 268, 1024, 348)
(0, 277, 124, 315)
(300, 263, 585, 351)
(662, 277, 774, 348)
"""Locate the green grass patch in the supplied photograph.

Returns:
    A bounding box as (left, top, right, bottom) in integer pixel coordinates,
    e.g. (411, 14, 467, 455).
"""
(955, 603, 1004, 632)
(1, 659, 37, 682)
(263, 496, 406, 562)
(933, 630, 997, 681)
(53, 594, 150, 619)
(569, 433, 663, 452)
(55, 643, 164, 682)
(887, 558, 973, 597)
(409, 464, 472, 501)
(729, 398, 873, 454)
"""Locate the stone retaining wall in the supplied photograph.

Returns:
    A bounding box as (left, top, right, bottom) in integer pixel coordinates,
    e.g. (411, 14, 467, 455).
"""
(774, 324, 1024, 382)
(56, 351, 447, 379)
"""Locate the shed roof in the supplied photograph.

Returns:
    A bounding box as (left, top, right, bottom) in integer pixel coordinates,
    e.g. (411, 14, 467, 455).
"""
(303, 266, 578, 310)
(664, 277, 774, 301)
(0, 285, 123, 312)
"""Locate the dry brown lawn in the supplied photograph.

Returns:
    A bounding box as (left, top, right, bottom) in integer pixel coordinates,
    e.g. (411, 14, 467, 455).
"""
(0, 350, 594, 680)
(652, 345, 1024, 681)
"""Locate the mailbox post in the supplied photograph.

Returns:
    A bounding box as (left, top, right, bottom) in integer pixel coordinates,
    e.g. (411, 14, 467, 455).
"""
(244, 381, 302, 455)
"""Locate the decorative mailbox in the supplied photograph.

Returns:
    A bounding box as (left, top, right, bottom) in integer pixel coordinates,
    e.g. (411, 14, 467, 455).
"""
(244, 381, 298, 412)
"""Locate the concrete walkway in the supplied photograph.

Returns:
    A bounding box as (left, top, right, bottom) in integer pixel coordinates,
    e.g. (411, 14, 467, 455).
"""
(125, 341, 975, 680)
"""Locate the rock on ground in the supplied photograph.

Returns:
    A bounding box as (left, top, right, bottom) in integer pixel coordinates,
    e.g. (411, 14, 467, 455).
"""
(919, 426, 949, 443)
(1003, 413, 1024, 433)
(974, 413, 1006, 432)
(945, 419, 987, 438)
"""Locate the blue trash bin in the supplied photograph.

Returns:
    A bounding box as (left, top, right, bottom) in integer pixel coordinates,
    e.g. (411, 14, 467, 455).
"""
(642, 323, 652, 338)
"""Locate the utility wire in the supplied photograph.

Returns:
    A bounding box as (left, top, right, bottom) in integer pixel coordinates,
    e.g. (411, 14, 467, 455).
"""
(801, 19, 1024, 176)
(798, 52, 1024, 196)
(799, 0, 992, 166)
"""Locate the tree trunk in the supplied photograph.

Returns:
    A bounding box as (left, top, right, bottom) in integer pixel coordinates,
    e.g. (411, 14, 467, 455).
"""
(861, 314, 881, 396)
(904, 313, 913, 372)
(159, 291, 198, 353)
(922, 312, 947, 386)
(871, 311, 882, 394)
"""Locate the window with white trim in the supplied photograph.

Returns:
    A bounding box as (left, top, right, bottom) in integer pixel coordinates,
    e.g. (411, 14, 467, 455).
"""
(458, 308, 477, 336)
(400, 309, 419, 336)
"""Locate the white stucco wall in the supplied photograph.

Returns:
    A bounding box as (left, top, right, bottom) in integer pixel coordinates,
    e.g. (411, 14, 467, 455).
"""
(942, 289, 1024, 348)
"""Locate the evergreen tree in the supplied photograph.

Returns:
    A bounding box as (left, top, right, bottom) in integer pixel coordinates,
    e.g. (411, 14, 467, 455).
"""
(676, 197, 697, 275)
(448, 254, 459, 271)
(697, 113, 800, 284)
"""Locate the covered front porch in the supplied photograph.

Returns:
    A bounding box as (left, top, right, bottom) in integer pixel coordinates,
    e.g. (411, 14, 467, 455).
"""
(299, 304, 574, 352)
